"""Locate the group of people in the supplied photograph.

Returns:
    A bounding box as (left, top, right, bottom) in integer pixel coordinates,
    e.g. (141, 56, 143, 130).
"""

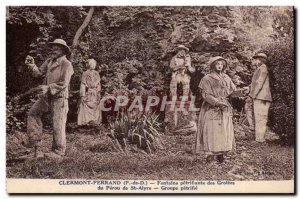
(169, 45, 272, 163)
(22, 38, 272, 162)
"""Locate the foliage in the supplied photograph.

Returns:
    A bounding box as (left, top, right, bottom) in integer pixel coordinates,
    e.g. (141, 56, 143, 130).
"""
(108, 111, 164, 153)
(99, 59, 165, 96)
(230, 6, 293, 53)
(6, 6, 295, 144)
(264, 36, 294, 145)
(6, 6, 86, 94)
(6, 96, 34, 132)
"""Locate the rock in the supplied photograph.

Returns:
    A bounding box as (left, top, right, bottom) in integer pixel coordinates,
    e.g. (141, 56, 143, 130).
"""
(231, 173, 245, 180)
(172, 121, 197, 135)
(165, 100, 198, 133)
(265, 129, 280, 141)
(228, 165, 245, 180)
(190, 52, 211, 63)
(240, 152, 250, 159)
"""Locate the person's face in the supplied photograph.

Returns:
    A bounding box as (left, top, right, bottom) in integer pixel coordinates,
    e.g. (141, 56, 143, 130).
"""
(213, 60, 225, 72)
(50, 45, 65, 59)
(250, 61, 258, 71)
(252, 58, 260, 67)
(88, 62, 96, 70)
(177, 49, 186, 57)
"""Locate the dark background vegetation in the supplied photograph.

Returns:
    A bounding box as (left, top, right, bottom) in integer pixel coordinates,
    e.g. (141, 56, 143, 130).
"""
(6, 6, 294, 144)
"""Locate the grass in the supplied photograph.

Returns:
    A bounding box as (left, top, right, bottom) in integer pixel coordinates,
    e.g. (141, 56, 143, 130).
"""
(7, 125, 294, 180)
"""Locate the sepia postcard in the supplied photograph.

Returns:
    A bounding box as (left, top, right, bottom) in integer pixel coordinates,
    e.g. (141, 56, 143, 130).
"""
(6, 6, 295, 194)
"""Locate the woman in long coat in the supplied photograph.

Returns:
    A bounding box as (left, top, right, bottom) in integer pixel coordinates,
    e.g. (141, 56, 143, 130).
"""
(78, 59, 102, 126)
(195, 56, 237, 163)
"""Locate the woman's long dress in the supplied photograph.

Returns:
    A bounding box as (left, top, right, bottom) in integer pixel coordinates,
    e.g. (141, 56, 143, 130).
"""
(195, 72, 236, 155)
(78, 70, 101, 125)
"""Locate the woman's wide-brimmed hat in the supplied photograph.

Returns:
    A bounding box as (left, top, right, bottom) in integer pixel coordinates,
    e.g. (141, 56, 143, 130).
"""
(253, 52, 267, 60)
(49, 39, 71, 54)
(208, 56, 227, 69)
(175, 45, 189, 52)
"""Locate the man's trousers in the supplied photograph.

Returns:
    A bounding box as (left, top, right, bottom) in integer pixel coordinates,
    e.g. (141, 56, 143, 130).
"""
(253, 99, 271, 142)
(27, 97, 69, 155)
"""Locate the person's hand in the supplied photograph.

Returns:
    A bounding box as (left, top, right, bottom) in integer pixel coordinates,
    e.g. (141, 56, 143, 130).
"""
(217, 102, 228, 109)
(245, 96, 252, 103)
(242, 86, 250, 94)
(38, 85, 49, 95)
(25, 55, 36, 70)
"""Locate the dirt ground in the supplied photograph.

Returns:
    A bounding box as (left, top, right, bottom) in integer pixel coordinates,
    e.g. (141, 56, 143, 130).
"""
(6, 124, 294, 180)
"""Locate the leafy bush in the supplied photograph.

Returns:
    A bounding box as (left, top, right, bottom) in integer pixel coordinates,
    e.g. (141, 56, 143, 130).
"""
(6, 95, 52, 133)
(108, 111, 164, 153)
(6, 96, 33, 132)
(264, 36, 294, 145)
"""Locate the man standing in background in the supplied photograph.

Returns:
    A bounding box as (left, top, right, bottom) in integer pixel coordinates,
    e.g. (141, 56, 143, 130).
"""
(244, 53, 272, 142)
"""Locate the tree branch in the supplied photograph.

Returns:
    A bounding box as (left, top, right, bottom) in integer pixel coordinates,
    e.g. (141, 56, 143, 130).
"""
(72, 7, 95, 48)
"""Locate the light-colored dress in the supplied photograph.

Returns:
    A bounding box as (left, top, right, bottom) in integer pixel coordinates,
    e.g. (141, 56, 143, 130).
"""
(195, 72, 236, 155)
(78, 70, 101, 125)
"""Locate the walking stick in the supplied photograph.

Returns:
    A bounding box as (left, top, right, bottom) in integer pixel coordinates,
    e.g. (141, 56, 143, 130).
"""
(13, 86, 41, 102)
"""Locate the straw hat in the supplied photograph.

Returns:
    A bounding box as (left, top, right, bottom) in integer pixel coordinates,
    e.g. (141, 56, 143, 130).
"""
(208, 56, 227, 69)
(49, 39, 71, 53)
(253, 53, 267, 60)
(175, 45, 189, 52)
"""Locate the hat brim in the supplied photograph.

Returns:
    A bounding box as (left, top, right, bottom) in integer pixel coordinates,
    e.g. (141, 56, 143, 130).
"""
(209, 58, 228, 70)
(176, 47, 189, 52)
(210, 58, 227, 65)
(253, 55, 267, 59)
(49, 42, 71, 54)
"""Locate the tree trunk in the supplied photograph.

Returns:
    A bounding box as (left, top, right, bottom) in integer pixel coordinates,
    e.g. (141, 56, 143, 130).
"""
(70, 7, 94, 61)
(72, 7, 95, 48)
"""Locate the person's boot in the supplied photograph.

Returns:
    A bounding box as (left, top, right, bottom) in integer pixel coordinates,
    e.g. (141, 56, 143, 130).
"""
(34, 145, 44, 158)
(21, 139, 36, 148)
(18, 145, 44, 160)
(216, 154, 224, 163)
(206, 155, 214, 163)
(44, 152, 63, 162)
(20, 138, 43, 159)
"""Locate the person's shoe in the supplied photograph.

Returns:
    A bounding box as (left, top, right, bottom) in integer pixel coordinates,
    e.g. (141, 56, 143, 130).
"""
(44, 152, 63, 162)
(255, 138, 266, 143)
(245, 130, 255, 140)
(33, 146, 44, 158)
(35, 152, 45, 159)
(242, 124, 254, 133)
(216, 154, 224, 163)
(206, 155, 214, 163)
(21, 138, 41, 148)
(21, 139, 36, 148)
(18, 149, 44, 160)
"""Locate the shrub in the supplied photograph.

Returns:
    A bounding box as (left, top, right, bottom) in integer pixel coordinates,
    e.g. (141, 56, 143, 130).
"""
(264, 36, 294, 145)
(6, 96, 33, 132)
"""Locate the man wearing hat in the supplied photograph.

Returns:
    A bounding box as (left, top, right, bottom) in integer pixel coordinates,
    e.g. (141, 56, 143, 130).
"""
(24, 39, 74, 160)
(244, 52, 272, 142)
(169, 45, 195, 97)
